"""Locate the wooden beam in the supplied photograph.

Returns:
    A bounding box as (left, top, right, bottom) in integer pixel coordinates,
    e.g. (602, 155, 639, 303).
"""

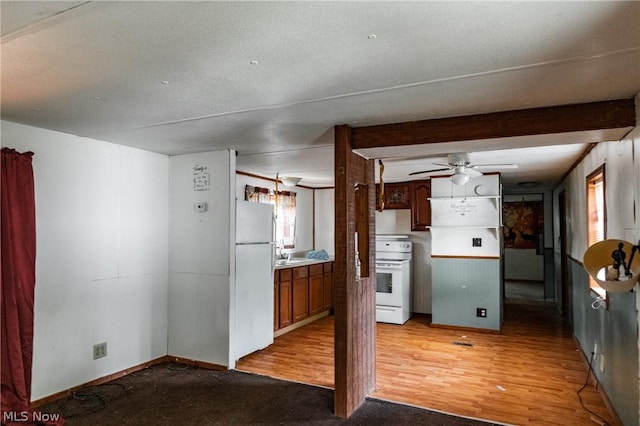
(351, 99, 636, 149)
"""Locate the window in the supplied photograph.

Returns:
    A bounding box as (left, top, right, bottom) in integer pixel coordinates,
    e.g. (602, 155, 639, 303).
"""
(245, 185, 296, 248)
(586, 165, 606, 295)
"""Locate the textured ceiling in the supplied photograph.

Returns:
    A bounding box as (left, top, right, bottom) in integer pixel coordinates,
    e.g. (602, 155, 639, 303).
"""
(2, 1, 639, 191)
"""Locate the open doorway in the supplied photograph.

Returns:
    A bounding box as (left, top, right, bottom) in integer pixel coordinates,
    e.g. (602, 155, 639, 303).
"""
(503, 194, 545, 301)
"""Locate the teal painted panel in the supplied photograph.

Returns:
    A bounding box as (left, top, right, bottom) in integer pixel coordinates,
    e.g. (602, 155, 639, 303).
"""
(570, 260, 639, 426)
(432, 258, 502, 330)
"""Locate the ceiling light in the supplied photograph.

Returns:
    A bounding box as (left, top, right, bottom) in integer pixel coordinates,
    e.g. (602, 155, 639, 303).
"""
(368, 34, 377, 39)
(250, 60, 259, 65)
(450, 172, 470, 186)
(161, 80, 169, 85)
(279, 177, 301, 187)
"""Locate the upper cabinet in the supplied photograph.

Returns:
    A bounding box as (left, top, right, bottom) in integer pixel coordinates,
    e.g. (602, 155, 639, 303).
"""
(376, 183, 412, 210)
(411, 180, 431, 231)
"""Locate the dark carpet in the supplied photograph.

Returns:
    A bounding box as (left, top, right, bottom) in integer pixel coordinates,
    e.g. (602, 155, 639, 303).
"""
(40, 363, 501, 425)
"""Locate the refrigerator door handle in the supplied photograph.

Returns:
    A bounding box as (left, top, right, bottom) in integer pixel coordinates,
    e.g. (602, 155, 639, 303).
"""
(271, 242, 276, 271)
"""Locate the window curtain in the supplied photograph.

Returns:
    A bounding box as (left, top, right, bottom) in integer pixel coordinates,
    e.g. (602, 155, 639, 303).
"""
(1, 149, 61, 424)
(245, 185, 296, 248)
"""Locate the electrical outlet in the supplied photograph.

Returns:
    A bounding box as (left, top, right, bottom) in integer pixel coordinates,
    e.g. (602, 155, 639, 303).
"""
(476, 308, 487, 318)
(593, 342, 597, 355)
(472, 238, 482, 247)
(599, 354, 605, 373)
(93, 342, 107, 360)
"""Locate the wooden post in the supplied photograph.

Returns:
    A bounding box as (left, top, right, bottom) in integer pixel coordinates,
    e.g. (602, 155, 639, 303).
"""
(333, 124, 376, 418)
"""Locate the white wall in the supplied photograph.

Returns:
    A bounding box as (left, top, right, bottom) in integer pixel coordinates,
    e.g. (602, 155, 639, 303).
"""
(235, 173, 314, 254)
(1, 121, 169, 401)
(168, 150, 235, 366)
(562, 140, 637, 258)
(314, 188, 335, 255)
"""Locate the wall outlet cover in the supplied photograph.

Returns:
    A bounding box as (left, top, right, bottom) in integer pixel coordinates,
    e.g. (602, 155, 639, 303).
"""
(472, 238, 482, 247)
(93, 342, 107, 359)
(476, 308, 487, 318)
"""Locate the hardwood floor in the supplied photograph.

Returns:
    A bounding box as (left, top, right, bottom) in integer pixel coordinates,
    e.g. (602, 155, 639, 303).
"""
(236, 299, 617, 425)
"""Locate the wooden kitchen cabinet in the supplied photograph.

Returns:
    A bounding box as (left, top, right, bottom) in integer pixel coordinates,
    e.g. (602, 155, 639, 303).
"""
(278, 269, 293, 329)
(274, 261, 334, 333)
(411, 180, 431, 231)
(292, 266, 309, 323)
(309, 264, 324, 316)
(323, 261, 333, 311)
(376, 182, 412, 210)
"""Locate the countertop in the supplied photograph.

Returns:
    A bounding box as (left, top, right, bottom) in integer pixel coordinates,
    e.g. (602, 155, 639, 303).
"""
(274, 257, 335, 270)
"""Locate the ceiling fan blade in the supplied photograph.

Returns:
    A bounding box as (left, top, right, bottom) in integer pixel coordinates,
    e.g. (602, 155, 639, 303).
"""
(472, 163, 518, 169)
(408, 167, 451, 176)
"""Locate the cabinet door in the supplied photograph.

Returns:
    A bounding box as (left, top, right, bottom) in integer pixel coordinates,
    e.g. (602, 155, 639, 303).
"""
(323, 271, 333, 311)
(279, 280, 293, 329)
(309, 273, 324, 316)
(292, 267, 309, 323)
(411, 180, 431, 231)
(323, 262, 333, 311)
(385, 183, 412, 209)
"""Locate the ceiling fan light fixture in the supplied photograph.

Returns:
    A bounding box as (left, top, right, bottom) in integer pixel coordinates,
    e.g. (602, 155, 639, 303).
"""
(450, 172, 470, 186)
(279, 176, 301, 187)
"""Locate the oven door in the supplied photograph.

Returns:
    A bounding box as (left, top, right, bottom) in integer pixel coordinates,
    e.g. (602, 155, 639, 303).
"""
(375, 263, 403, 307)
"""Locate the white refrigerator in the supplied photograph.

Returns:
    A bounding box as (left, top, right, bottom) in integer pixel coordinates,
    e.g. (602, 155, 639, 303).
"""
(234, 200, 275, 360)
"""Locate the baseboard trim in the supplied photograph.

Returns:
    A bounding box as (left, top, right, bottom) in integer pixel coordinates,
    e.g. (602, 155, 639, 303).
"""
(30, 355, 227, 409)
(274, 310, 329, 337)
(165, 355, 227, 372)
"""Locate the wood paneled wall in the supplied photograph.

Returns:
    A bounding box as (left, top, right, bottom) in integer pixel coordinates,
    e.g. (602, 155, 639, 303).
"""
(333, 124, 376, 418)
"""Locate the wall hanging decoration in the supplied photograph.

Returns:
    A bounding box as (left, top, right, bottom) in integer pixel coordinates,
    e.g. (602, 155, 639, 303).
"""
(502, 200, 544, 249)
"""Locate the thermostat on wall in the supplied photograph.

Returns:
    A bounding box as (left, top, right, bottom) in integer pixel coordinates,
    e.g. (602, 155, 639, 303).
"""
(194, 202, 207, 212)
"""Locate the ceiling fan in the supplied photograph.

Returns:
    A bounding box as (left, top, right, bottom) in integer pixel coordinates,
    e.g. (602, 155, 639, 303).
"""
(408, 153, 517, 185)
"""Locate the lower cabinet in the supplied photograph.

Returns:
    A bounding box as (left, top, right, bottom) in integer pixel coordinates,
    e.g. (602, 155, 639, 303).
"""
(309, 264, 324, 316)
(278, 269, 293, 329)
(323, 262, 333, 311)
(292, 266, 309, 323)
(274, 261, 334, 332)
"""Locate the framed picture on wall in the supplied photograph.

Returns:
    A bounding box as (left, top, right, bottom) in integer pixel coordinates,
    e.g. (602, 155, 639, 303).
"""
(503, 201, 544, 249)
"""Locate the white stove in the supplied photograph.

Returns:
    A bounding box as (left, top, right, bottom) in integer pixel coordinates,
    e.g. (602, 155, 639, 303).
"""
(375, 237, 412, 324)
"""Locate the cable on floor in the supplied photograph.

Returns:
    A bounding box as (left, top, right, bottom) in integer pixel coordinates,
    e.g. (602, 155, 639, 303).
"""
(59, 383, 130, 418)
(577, 351, 609, 425)
(166, 361, 190, 371)
(128, 365, 154, 377)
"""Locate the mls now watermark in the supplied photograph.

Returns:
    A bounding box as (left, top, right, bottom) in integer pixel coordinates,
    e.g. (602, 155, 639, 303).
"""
(3, 411, 62, 422)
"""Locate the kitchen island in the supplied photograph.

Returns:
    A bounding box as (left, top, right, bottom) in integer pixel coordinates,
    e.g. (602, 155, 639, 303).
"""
(274, 258, 334, 336)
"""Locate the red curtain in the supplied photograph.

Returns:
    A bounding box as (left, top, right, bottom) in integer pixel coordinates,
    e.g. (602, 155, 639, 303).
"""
(1, 149, 63, 425)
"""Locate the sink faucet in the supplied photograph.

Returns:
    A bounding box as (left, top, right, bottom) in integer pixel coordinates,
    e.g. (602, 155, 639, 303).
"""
(287, 253, 291, 262)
